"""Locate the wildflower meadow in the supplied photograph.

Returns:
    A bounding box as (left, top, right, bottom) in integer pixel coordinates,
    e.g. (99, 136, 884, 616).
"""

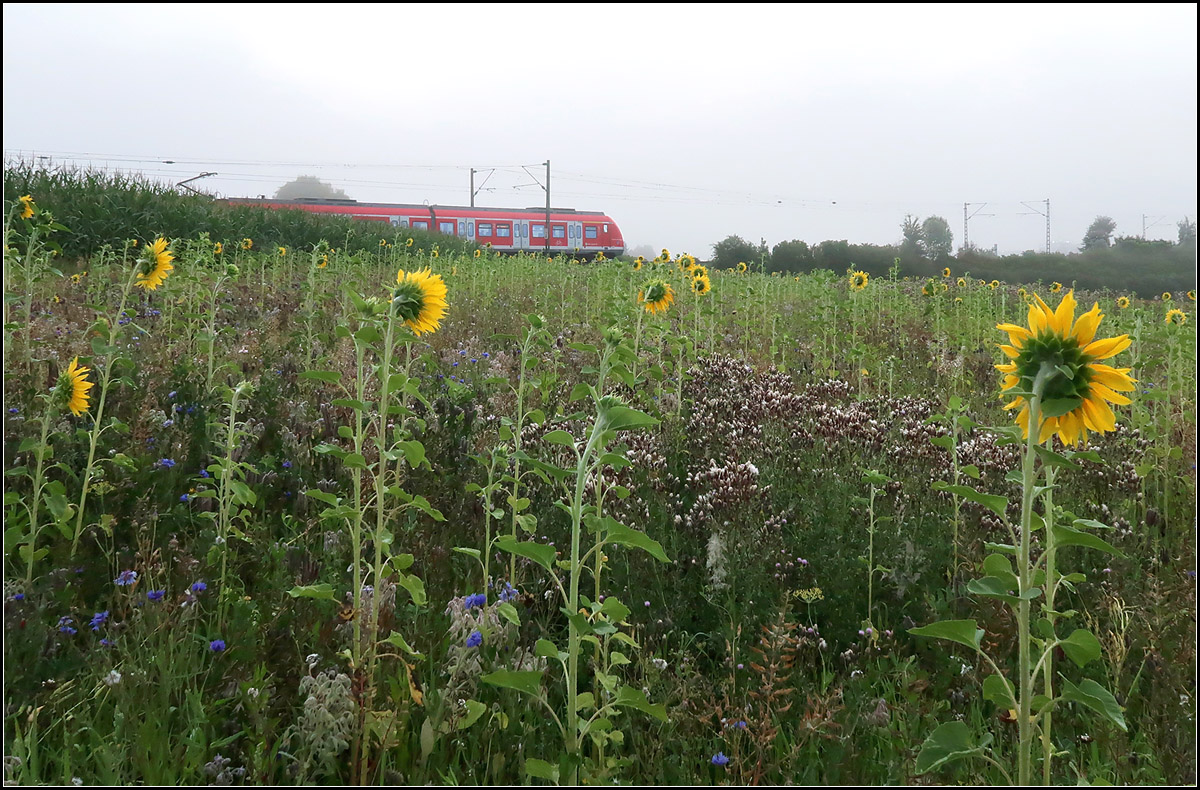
(2, 180, 1196, 786)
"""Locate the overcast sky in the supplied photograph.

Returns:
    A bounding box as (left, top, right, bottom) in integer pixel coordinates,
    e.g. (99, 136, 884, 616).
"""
(4, 3, 1196, 256)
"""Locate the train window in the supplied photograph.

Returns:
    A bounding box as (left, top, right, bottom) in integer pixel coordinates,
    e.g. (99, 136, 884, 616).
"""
(468, 221, 474, 235)
(439, 221, 455, 235)
(412, 221, 429, 230)
(496, 225, 511, 238)
(532, 224, 545, 238)
(458, 221, 466, 236)
(552, 225, 565, 239)
(584, 226, 598, 239)
(603, 224, 609, 232)
(477, 223, 492, 236)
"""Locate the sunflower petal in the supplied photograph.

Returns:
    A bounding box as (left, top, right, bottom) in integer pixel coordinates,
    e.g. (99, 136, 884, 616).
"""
(1089, 382, 1132, 406)
(1081, 396, 1116, 432)
(998, 344, 1020, 359)
(1083, 335, 1131, 360)
(1088, 364, 1137, 391)
(1071, 303, 1104, 347)
(1052, 290, 1077, 335)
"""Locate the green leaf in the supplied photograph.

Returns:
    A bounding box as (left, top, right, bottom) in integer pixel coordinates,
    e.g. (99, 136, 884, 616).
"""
(930, 435, 954, 450)
(482, 670, 544, 697)
(909, 619, 983, 651)
(300, 370, 342, 384)
(542, 430, 577, 447)
(457, 700, 487, 730)
(603, 521, 669, 563)
(453, 547, 481, 560)
(932, 482, 1008, 519)
(600, 404, 658, 432)
(914, 721, 992, 774)
(383, 631, 422, 656)
(396, 572, 426, 606)
(496, 601, 521, 627)
(982, 674, 1016, 708)
(304, 490, 340, 506)
(1059, 629, 1102, 668)
(331, 398, 367, 411)
(612, 686, 667, 722)
(966, 576, 1022, 605)
(1034, 445, 1080, 470)
(524, 758, 559, 783)
(534, 639, 561, 660)
(494, 537, 558, 574)
(1052, 524, 1124, 557)
(397, 440, 426, 468)
(961, 464, 980, 480)
(287, 583, 335, 600)
(1059, 677, 1127, 732)
(1041, 397, 1083, 418)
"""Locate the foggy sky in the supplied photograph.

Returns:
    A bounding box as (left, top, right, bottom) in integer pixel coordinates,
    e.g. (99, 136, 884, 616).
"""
(4, 3, 1197, 257)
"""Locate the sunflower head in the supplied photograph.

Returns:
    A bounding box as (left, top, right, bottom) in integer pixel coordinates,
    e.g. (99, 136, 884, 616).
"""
(692, 264, 708, 280)
(1116, 296, 1130, 309)
(942, 267, 951, 278)
(474, 249, 482, 258)
(57, 357, 95, 417)
(989, 280, 999, 290)
(241, 238, 253, 250)
(317, 254, 328, 269)
(638, 278, 675, 315)
(406, 238, 414, 248)
(278, 247, 287, 257)
(737, 261, 747, 273)
(392, 268, 449, 336)
(18, 195, 35, 220)
(940, 282, 949, 292)
(432, 249, 439, 258)
(1050, 282, 1062, 293)
(135, 237, 175, 291)
(1165, 308, 1187, 325)
(955, 297, 963, 304)
(997, 290, 1135, 446)
(380, 239, 388, 247)
(1187, 290, 1196, 301)
(957, 277, 967, 288)
(1161, 292, 1172, 302)
(1018, 287, 1028, 298)
(849, 270, 869, 291)
(596, 251, 607, 261)
(633, 257, 644, 271)
(691, 274, 711, 296)
(661, 248, 670, 260)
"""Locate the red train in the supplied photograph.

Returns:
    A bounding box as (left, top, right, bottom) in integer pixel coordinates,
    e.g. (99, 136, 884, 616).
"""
(223, 197, 625, 258)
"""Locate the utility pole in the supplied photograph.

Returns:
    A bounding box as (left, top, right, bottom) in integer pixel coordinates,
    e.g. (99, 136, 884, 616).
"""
(1019, 200, 1051, 253)
(545, 160, 551, 255)
(963, 203, 992, 252)
(1142, 214, 1166, 239)
(470, 168, 475, 208)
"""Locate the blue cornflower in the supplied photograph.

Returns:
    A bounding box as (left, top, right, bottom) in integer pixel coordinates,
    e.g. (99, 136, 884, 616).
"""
(114, 570, 138, 586)
(175, 404, 184, 413)
(147, 590, 165, 601)
(159, 458, 176, 469)
(89, 611, 110, 630)
(162, 419, 173, 428)
(99, 638, 113, 647)
(452, 361, 459, 367)
(7, 407, 17, 414)
(466, 630, 483, 648)
(459, 350, 467, 356)
(58, 616, 78, 635)
(482, 352, 489, 359)
(186, 406, 195, 414)
(470, 358, 477, 363)
(499, 583, 518, 603)
(191, 581, 207, 593)
(282, 461, 291, 469)
(168, 390, 177, 399)
(146, 437, 156, 445)
(180, 494, 190, 503)
(734, 720, 747, 729)
(711, 752, 730, 766)
(199, 469, 210, 478)
(12, 593, 25, 601)
(464, 593, 486, 610)
(209, 639, 226, 652)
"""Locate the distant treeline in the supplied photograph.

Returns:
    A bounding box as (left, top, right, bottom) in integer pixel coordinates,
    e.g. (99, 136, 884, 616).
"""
(707, 235, 1196, 298)
(2, 162, 472, 259)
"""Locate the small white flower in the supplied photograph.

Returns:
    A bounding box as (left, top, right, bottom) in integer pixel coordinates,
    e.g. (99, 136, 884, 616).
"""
(103, 670, 122, 687)
(651, 658, 668, 671)
(247, 687, 260, 699)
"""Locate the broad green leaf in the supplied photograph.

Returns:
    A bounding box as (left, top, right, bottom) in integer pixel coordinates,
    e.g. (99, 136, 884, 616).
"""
(1059, 677, 1127, 732)
(542, 430, 577, 447)
(482, 670, 543, 697)
(613, 686, 667, 721)
(909, 619, 983, 651)
(496, 601, 521, 627)
(932, 482, 1008, 519)
(982, 674, 1016, 708)
(495, 538, 558, 574)
(287, 583, 335, 600)
(534, 639, 561, 660)
(603, 521, 669, 563)
(524, 758, 559, 783)
(1052, 524, 1124, 557)
(300, 370, 342, 384)
(1059, 629, 1102, 668)
(914, 720, 992, 775)
(457, 700, 487, 730)
(1041, 397, 1083, 418)
(1034, 445, 1080, 470)
(383, 631, 421, 656)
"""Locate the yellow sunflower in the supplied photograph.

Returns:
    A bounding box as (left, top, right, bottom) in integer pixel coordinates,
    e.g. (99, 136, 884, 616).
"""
(19, 195, 35, 219)
(1187, 290, 1196, 301)
(921, 283, 933, 297)
(214, 242, 223, 255)
(633, 256, 644, 271)
(661, 248, 671, 261)
(955, 297, 963, 304)
(849, 270, 869, 291)
(1161, 292, 1172, 302)
(638, 278, 675, 315)
(1116, 296, 1130, 309)
(136, 238, 175, 291)
(691, 274, 711, 296)
(1165, 308, 1187, 325)
(61, 357, 95, 416)
(996, 290, 1135, 446)
(989, 280, 999, 290)
(957, 277, 967, 288)
(942, 267, 951, 278)
(1018, 287, 1028, 299)
(1049, 282, 1062, 293)
(278, 247, 287, 257)
(380, 239, 388, 247)
(940, 282, 949, 292)
(737, 261, 748, 273)
(406, 238, 414, 248)
(392, 268, 449, 336)
(692, 264, 708, 280)
(241, 238, 253, 250)
(474, 249, 482, 258)
(317, 254, 328, 269)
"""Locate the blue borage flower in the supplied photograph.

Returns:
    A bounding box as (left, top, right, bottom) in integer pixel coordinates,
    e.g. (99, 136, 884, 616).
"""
(209, 639, 226, 652)
(711, 752, 730, 766)
(89, 611, 110, 630)
(498, 583, 518, 603)
(464, 593, 486, 610)
(58, 616, 78, 635)
(191, 581, 208, 593)
(147, 590, 165, 601)
(466, 630, 483, 648)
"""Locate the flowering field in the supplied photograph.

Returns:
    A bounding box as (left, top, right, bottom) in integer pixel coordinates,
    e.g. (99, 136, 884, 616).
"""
(3, 196, 1197, 785)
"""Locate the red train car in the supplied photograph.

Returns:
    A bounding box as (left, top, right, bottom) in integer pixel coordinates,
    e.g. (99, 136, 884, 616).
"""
(223, 197, 625, 258)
